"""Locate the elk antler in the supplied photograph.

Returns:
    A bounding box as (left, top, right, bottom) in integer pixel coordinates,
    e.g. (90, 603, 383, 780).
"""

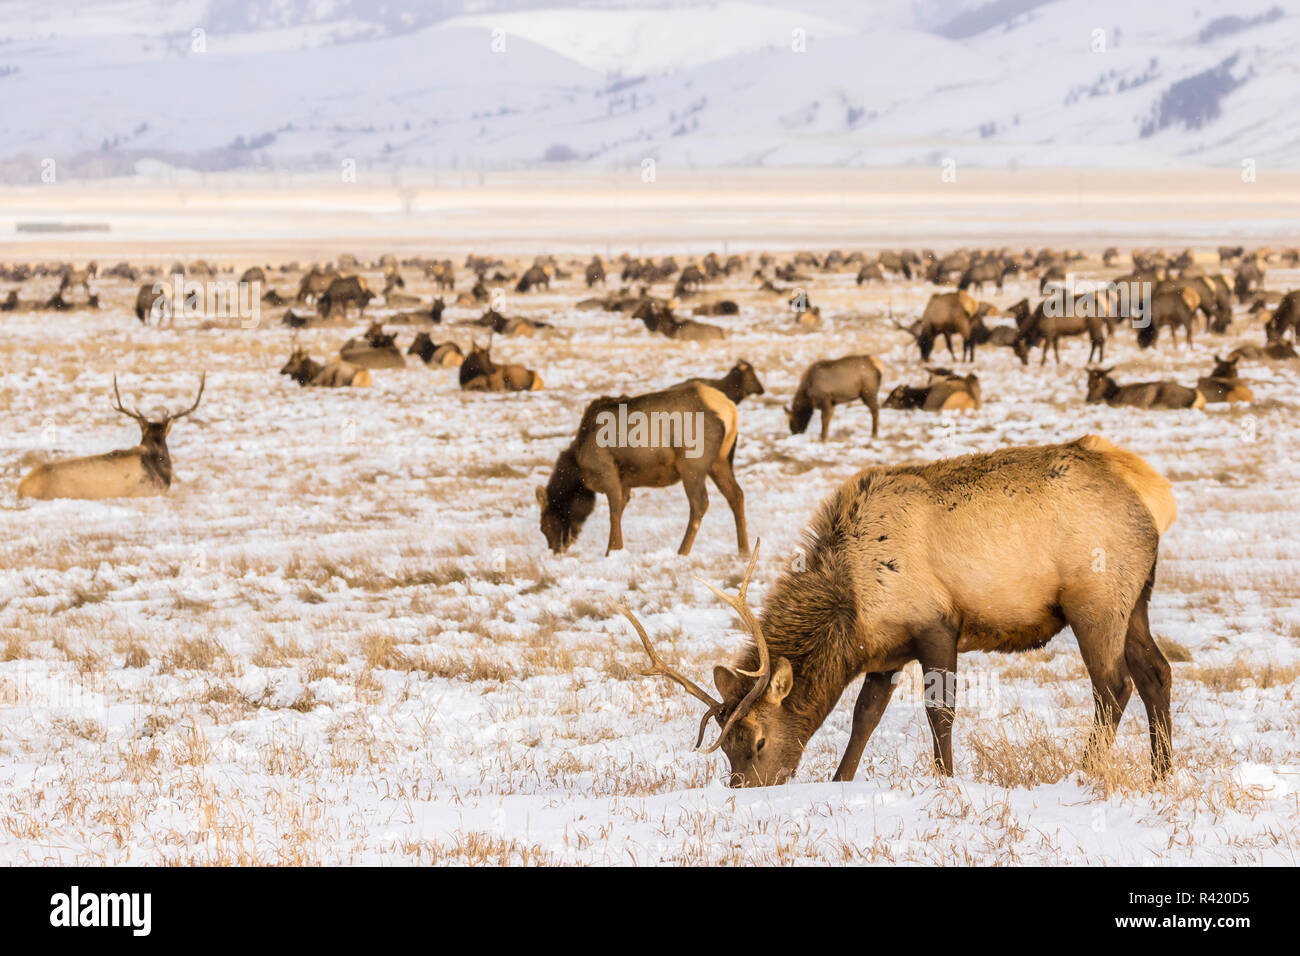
(694, 542, 770, 753)
(111, 375, 148, 424)
(166, 372, 206, 421)
(612, 601, 722, 749)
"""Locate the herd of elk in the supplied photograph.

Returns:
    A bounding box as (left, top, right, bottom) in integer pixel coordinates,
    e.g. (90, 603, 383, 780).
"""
(19, 375, 205, 499)
(616, 435, 1176, 785)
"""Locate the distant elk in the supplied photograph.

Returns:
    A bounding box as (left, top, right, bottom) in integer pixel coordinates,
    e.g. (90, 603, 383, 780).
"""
(786, 355, 883, 441)
(425, 260, 456, 290)
(515, 265, 551, 293)
(585, 257, 606, 287)
(907, 291, 997, 361)
(407, 333, 464, 367)
(1195, 355, 1253, 404)
(297, 267, 338, 304)
(633, 299, 725, 342)
(458, 341, 544, 391)
(1085, 368, 1205, 409)
(280, 349, 372, 387)
(1136, 287, 1199, 349)
(1008, 293, 1111, 365)
(340, 322, 406, 369)
(613, 435, 1176, 786)
(135, 283, 171, 325)
(318, 275, 374, 318)
(884, 369, 981, 412)
(536, 383, 746, 556)
(57, 261, 97, 297)
(19, 374, 205, 500)
(675, 360, 765, 404)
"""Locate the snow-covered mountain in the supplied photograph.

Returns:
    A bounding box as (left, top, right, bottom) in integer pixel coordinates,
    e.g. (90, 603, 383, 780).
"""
(0, 0, 1295, 177)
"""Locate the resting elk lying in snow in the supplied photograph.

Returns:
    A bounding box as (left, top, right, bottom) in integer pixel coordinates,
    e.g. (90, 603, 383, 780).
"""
(536, 383, 747, 556)
(407, 332, 464, 367)
(458, 341, 543, 392)
(280, 348, 372, 387)
(884, 369, 981, 412)
(339, 322, 406, 369)
(1195, 355, 1254, 404)
(19, 374, 205, 500)
(786, 355, 883, 441)
(614, 435, 1176, 786)
(1085, 368, 1205, 409)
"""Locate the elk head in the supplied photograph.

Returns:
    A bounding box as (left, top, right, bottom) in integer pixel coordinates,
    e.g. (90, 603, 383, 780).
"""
(612, 543, 800, 787)
(113, 372, 206, 446)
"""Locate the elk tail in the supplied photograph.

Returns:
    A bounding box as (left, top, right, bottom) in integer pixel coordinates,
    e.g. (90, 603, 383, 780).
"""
(695, 384, 738, 459)
(1078, 434, 1176, 535)
(353, 369, 373, 388)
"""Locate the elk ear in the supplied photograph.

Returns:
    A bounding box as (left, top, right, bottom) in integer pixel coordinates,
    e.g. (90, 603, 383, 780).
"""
(534, 485, 548, 510)
(713, 665, 745, 704)
(765, 657, 793, 705)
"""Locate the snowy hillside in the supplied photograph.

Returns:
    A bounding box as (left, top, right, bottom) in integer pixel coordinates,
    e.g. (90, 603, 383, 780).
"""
(0, 0, 1295, 175)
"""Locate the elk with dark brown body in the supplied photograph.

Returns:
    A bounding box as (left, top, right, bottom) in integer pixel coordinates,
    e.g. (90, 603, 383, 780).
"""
(786, 355, 883, 441)
(135, 283, 171, 324)
(1085, 368, 1205, 409)
(614, 435, 1176, 786)
(536, 383, 746, 556)
(1137, 287, 1199, 349)
(19, 375, 205, 500)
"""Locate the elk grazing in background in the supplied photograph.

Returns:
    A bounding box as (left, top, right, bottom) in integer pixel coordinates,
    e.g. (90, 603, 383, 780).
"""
(135, 283, 171, 324)
(536, 383, 746, 556)
(675, 360, 765, 404)
(1085, 368, 1205, 409)
(19, 374, 205, 500)
(614, 436, 1176, 786)
(1009, 294, 1111, 365)
(786, 355, 883, 441)
(905, 291, 996, 362)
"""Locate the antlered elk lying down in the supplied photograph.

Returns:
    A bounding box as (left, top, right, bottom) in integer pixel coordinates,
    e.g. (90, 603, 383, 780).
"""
(1086, 368, 1205, 410)
(615, 436, 1176, 787)
(787, 355, 883, 441)
(536, 383, 747, 556)
(19, 375, 205, 500)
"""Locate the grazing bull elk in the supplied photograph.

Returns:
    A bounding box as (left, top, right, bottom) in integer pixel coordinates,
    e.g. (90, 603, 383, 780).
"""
(787, 355, 883, 441)
(19, 375, 205, 500)
(536, 383, 747, 556)
(615, 436, 1176, 786)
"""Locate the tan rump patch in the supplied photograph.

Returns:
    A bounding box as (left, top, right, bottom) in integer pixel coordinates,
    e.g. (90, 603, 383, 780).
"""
(1078, 434, 1177, 534)
(956, 290, 978, 315)
(694, 384, 738, 459)
(530, 373, 545, 391)
(941, 391, 978, 411)
(868, 355, 884, 376)
(353, 369, 372, 387)
(1227, 384, 1254, 403)
(1180, 287, 1200, 311)
(1192, 389, 1207, 409)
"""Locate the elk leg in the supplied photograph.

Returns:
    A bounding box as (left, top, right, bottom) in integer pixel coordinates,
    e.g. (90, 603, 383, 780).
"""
(944, 332, 956, 360)
(832, 670, 899, 782)
(1123, 579, 1172, 779)
(676, 473, 709, 556)
(1040, 338, 1049, 366)
(915, 627, 959, 775)
(861, 390, 879, 439)
(588, 468, 625, 554)
(1053, 338, 1062, 365)
(708, 460, 748, 557)
(1065, 604, 1133, 774)
(818, 402, 834, 441)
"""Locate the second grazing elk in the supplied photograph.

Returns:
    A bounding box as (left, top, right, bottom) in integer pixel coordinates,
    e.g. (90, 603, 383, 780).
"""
(18, 375, 205, 500)
(614, 436, 1176, 787)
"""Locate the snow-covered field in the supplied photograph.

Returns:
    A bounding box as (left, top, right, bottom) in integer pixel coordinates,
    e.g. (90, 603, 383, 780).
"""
(0, 251, 1297, 864)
